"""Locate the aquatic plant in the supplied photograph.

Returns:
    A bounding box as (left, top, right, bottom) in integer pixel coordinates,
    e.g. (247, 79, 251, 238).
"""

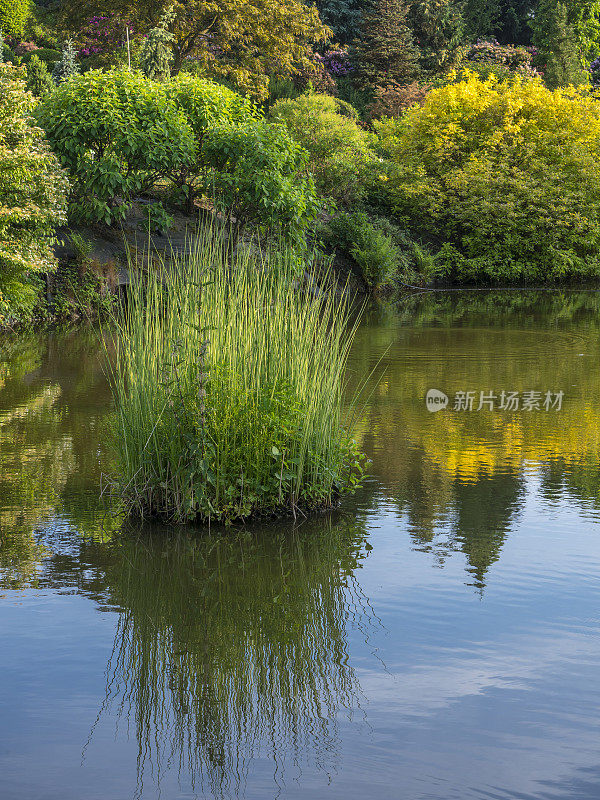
(105, 225, 365, 523)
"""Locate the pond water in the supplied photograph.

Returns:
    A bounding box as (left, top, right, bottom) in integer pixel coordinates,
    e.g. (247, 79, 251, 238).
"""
(2, 291, 600, 800)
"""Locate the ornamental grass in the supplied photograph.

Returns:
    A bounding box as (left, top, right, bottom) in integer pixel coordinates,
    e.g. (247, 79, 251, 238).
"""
(105, 225, 365, 524)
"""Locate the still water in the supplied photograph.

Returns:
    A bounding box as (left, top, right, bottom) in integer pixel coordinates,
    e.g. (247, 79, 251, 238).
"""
(1, 291, 600, 800)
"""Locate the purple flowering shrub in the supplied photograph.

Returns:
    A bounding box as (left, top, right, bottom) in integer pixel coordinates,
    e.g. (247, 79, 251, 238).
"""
(589, 56, 600, 86)
(316, 49, 352, 78)
(77, 14, 134, 58)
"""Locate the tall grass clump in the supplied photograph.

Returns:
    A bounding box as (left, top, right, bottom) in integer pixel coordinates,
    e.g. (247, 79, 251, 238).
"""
(106, 225, 365, 524)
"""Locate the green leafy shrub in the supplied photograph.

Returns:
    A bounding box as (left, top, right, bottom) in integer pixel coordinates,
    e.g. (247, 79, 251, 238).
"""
(0, 0, 30, 39)
(377, 72, 600, 283)
(107, 224, 365, 523)
(19, 47, 60, 67)
(269, 93, 375, 207)
(37, 69, 195, 225)
(165, 73, 257, 209)
(203, 119, 320, 241)
(0, 64, 68, 320)
(324, 212, 403, 289)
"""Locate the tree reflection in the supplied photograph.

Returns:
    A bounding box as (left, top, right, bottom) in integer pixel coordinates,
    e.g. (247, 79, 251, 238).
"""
(91, 515, 374, 798)
(346, 291, 600, 589)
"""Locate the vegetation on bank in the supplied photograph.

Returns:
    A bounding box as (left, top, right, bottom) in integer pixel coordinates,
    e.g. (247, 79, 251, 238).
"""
(106, 227, 365, 523)
(5, 0, 600, 326)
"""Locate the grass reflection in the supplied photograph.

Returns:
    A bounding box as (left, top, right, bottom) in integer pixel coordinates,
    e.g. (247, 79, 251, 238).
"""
(93, 515, 374, 797)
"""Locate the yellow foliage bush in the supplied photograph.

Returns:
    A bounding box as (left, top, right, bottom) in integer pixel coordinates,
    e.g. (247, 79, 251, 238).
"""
(377, 72, 600, 282)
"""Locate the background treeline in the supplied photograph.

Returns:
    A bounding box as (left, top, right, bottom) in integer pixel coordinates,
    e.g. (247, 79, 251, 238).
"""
(3, 0, 600, 326)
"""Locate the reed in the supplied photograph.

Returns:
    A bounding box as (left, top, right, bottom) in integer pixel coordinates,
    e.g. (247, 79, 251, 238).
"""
(105, 224, 365, 523)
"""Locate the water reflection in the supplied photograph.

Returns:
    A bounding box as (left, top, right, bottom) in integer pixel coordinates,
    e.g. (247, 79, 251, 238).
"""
(0, 328, 112, 590)
(2, 294, 600, 799)
(347, 290, 600, 588)
(90, 517, 373, 798)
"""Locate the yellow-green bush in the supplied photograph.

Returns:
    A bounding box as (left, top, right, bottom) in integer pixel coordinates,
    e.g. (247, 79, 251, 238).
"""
(269, 93, 375, 207)
(0, 0, 30, 39)
(377, 72, 600, 282)
(0, 64, 68, 320)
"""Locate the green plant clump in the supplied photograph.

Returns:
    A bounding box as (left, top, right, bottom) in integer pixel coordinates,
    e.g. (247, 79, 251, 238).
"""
(38, 68, 195, 224)
(106, 225, 365, 524)
(269, 93, 375, 207)
(0, 0, 30, 40)
(325, 212, 402, 290)
(377, 71, 600, 283)
(0, 64, 68, 321)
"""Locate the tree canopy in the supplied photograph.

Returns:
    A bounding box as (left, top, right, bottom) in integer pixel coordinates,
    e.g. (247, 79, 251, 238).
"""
(61, 0, 328, 98)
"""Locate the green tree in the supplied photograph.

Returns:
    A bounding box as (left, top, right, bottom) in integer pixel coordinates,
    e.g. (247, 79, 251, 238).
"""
(354, 0, 420, 87)
(0, 64, 68, 320)
(314, 0, 363, 45)
(533, 0, 588, 88)
(52, 38, 80, 84)
(410, 0, 466, 74)
(61, 0, 327, 100)
(0, 0, 30, 40)
(140, 4, 174, 80)
(26, 53, 53, 97)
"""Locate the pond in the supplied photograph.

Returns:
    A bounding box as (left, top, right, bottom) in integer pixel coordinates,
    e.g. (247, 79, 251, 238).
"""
(1, 290, 600, 800)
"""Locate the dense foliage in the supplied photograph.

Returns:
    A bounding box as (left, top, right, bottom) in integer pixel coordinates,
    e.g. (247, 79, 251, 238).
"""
(203, 119, 319, 240)
(0, 0, 30, 39)
(38, 69, 195, 224)
(166, 73, 257, 208)
(532, 0, 589, 88)
(269, 93, 374, 206)
(377, 72, 600, 282)
(61, 0, 327, 99)
(0, 64, 68, 319)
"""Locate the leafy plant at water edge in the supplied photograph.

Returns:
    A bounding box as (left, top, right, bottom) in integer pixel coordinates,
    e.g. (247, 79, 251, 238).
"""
(105, 225, 365, 523)
(0, 64, 68, 321)
(324, 211, 407, 289)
